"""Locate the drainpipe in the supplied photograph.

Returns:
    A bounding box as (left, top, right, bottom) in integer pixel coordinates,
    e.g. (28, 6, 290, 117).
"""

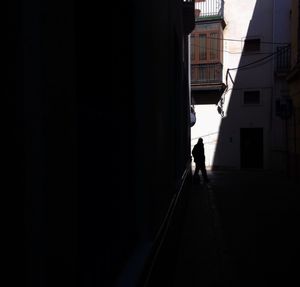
(188, 33, 193, 147)
(188, 34, 191, 109)
(293, 107, 297, 177)
(270, 0, 276, 135)
(271, 0, 276, 169)
(285, 113, 290, 176)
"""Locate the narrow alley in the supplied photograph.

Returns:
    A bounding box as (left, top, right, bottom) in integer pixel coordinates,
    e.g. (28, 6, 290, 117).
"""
(153, 170, 300, 287)
(20, 1, 300, 286)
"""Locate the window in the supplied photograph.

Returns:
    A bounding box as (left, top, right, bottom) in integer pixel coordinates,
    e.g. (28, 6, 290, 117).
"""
(191, 35, 195, 61)
(199, 34, 207, 60)
(191, 22, 223, 64)
(244, 38, 261, 53)
(243, 91, 260, 105)
(210, 33, 218, 60)
(275, 98, 293, 119)
(192, 32, 221, 63)
(191, 22, 223, 83)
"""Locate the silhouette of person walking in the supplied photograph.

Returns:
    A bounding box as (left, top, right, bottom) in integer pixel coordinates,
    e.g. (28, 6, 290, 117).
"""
(192, 138, 209, 184)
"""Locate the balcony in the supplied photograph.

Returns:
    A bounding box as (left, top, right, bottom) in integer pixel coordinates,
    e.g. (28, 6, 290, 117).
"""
(191, 63, 222, 84)
(275, 45, 291, 76)
(194, 0, 224, 20)
(191, 63, 226, 104)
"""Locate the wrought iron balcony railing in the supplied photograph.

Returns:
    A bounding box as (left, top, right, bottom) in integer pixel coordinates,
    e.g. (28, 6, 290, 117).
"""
(195, 0, 224, 19)
(191, 63, 223, 84)
(276, 45, 291, 74)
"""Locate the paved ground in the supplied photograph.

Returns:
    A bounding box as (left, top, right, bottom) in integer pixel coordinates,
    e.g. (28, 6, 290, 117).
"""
(172, 170, 300, 287)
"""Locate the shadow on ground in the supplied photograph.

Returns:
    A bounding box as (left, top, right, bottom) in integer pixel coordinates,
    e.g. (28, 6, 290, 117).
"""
(172, 170, 300, 287)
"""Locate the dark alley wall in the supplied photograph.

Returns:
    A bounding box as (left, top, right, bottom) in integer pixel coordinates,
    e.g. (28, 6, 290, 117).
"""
(16, 1, 193, 286)
(11, 1, 79, 286)
(109, 1, 193, 285)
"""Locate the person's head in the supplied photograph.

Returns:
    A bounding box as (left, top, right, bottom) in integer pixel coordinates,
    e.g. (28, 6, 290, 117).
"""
(198, 138, 203, 144)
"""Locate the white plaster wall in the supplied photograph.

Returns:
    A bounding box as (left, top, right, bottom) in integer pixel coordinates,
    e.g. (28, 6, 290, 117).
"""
(222, 0, 274, 169)
(223, 0, 274, 91)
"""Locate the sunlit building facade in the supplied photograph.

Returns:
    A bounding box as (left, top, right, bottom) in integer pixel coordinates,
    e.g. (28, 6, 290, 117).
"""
(191, 0, 292, 172)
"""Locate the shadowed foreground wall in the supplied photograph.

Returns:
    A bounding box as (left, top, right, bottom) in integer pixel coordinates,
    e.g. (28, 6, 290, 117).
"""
(16, 1, 193, 286)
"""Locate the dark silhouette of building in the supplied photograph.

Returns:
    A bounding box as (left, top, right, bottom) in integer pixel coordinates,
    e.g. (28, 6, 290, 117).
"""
(16, 1, 195, 286)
